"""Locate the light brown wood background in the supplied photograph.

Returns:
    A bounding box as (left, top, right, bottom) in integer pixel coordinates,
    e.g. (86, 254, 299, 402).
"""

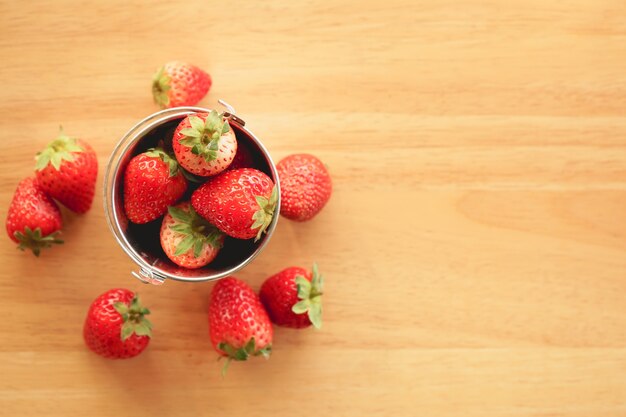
(1, 0, 625, 415)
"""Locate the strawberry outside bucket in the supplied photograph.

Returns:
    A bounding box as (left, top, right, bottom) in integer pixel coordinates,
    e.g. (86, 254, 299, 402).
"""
(103, 101, 281, 285)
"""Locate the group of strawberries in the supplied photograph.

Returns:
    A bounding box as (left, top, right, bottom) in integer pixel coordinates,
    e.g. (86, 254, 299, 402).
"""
(5, 61, 332, 372)
(85, 264, 323, 372)
(6, 129, 98, 255)
(124, 110, 280, 269)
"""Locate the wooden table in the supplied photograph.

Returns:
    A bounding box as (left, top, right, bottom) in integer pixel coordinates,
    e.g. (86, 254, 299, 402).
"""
(1, 1, 625, 415)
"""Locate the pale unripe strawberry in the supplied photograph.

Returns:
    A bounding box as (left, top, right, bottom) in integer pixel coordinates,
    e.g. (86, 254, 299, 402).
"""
(172, 111, 237, 177)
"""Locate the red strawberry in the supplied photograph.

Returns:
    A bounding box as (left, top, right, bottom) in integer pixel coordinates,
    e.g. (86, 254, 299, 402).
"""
(173, 111, 237, 177)
(260, 263, 324, 329)
(83, 289, 152, 359)
(160, 202, 224, 269)
(192, 168, 277, 241)
(152, 61, 212, 108)
(209, 277, 273, 374)
(277, 154, 332, 221)
(123, 148, 187, 224)
(5, 177, 63, 256)
(35, 128, 98, 213)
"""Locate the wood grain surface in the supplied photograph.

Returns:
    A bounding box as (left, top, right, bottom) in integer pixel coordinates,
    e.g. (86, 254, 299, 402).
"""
(1, 0, 626, 416)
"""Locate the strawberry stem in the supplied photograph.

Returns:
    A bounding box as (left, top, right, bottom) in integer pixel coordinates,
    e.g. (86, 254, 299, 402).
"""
(178, 111, 230, 163)
(251, 185, 278, 242)
(291, 263, 324, 329)
(113, 295, 153, 341)
(35, 128, 84, 171)
(168, 205, 224, 257)
(14, 227, 63, 257)
(221, 358, 232, 377)
(152, 66, 171, 108)
(217, 337, 272, 376)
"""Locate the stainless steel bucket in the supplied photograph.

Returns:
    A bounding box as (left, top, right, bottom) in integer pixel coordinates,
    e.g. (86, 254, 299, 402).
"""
(103, 102, 280, 285)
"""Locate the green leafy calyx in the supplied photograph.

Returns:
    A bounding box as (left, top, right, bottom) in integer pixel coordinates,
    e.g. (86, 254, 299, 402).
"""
(291, 263, 324, 329)
(217, 338, 272, 376)
(168, 205, 223, 258)
(35, 127, 84, 171)
(152, 66, 171, 108)
(178, 111, 230, 163)
(251, 185, 278, 242)
(113, 294, 153, 341)
(144, 147, 180, 177)
(13, 226, 63, 257)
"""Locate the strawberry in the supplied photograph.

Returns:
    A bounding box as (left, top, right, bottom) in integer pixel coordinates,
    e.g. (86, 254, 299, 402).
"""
(83, 288, 152, 359)
(152, 61, 212, 108)
(191, 168, 278, 241)
(5, 177, 63, 256)
(35, 128, 98, 213)
(123, 148, 187, 224)
(277, 153, 332, 221)
(209, 277, 273, 374)
(260, 263, 324, 329)
(173, 111, 237, 177)
(160, 202, 224, 269)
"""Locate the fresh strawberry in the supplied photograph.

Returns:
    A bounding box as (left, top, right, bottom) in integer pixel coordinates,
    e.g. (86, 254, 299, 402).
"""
(123, 148, 187, 224)
(209, 277, 273, 374)
(5, 177, 63, 256)
(260, 263, 324, 329)
(152, 61, 212, 108)
(83, 289, 152, 359)
(192, 168, 277, 241)
(173, 111, 237, 176)
(160, 202, 224, 269)
(35, 128, 98, 213)
(277, 153, 332, 221)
